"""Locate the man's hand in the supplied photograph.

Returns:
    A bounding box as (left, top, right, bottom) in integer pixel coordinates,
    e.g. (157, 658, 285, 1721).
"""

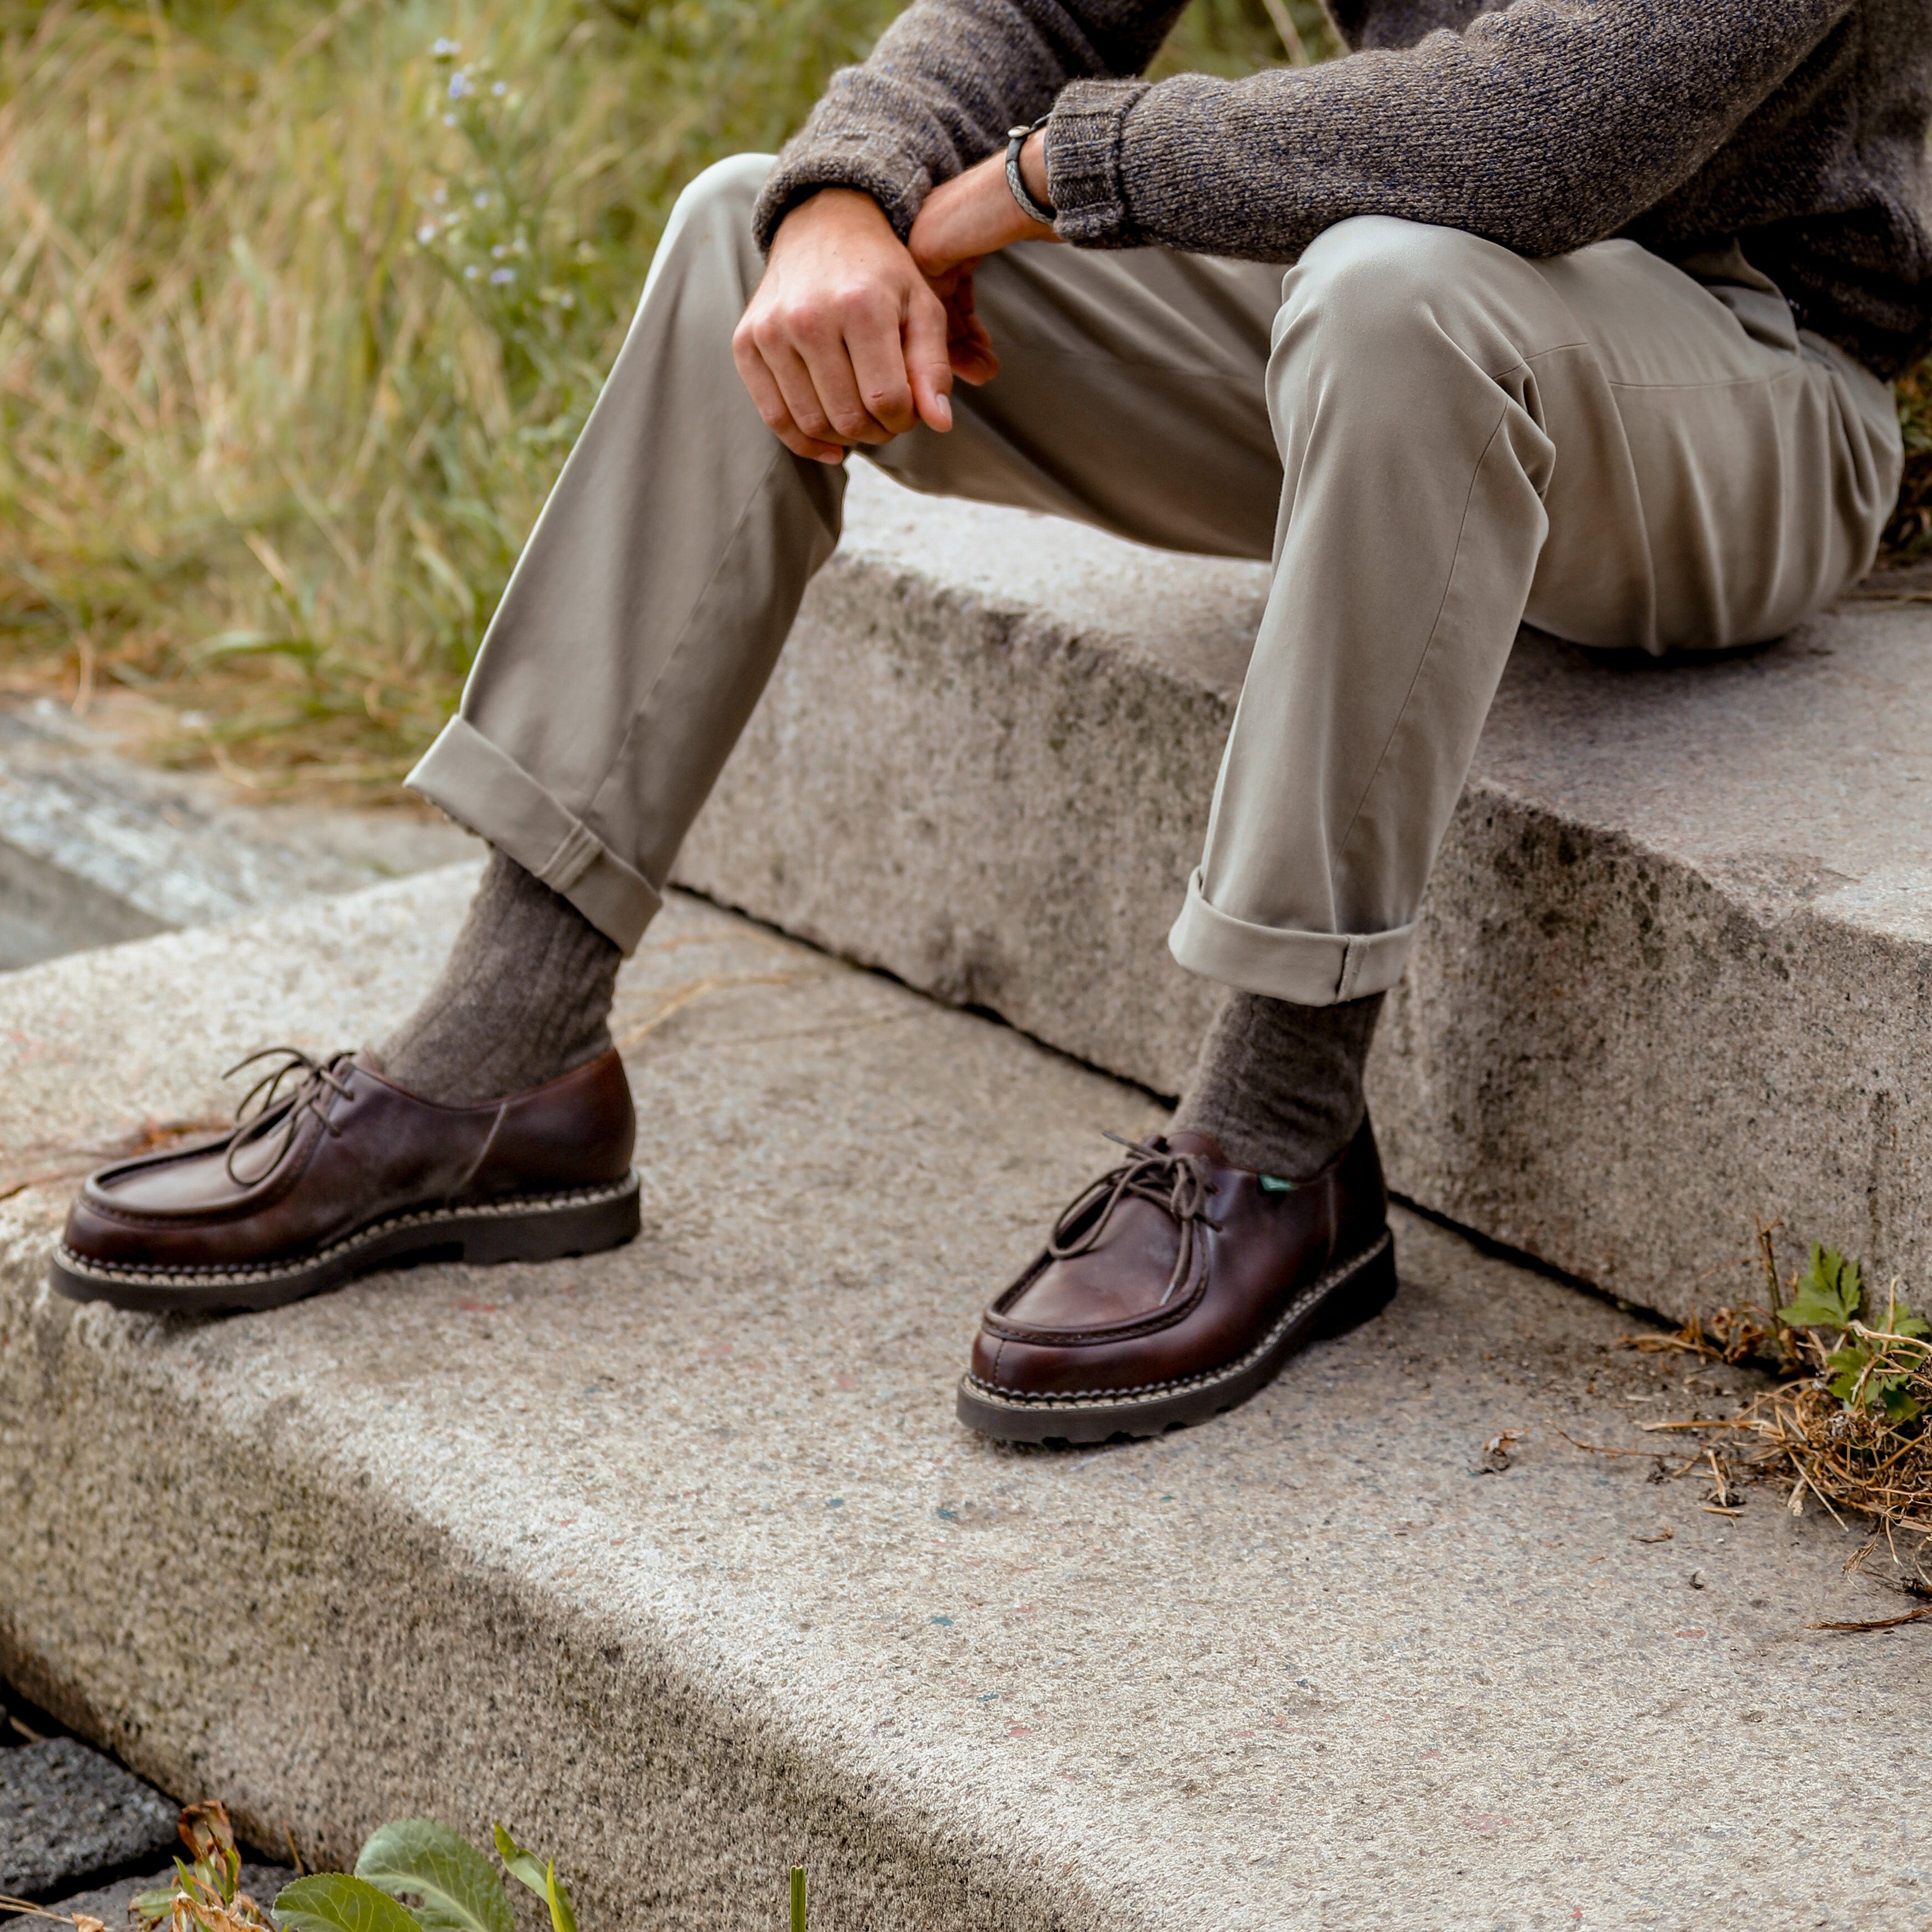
(734, 136, 1058, 464)
(733, 188, 956, 464)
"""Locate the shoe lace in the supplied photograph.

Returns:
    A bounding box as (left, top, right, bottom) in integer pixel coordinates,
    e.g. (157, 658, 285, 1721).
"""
(219, 1046, 354, 1187)
(1047, 1133, 1222, 1307)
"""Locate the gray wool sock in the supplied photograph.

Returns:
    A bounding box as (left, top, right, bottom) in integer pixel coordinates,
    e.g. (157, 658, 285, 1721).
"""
(375, 848, 622, 1106)
(1171, 989, 1385, 1180)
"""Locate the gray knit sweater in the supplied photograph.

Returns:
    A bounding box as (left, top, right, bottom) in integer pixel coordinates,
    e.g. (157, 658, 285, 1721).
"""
(751, 1, 1932, 379)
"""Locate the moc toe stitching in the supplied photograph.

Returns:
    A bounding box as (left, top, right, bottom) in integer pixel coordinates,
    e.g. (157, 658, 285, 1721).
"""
(79, 1115, 329, 1227)
(960, 1120, 1394, 1434)
(966, 1228, 1394, 1408)
(982, 1236, 1213, 1346)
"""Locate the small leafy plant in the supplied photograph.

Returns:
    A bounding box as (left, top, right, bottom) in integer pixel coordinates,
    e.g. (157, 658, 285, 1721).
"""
(1777, 1241, 1931, 1424)
(125, 1806, 574, 1932)
(275, 1820, 575, 1932)
(131, 1802, 274, 1932)
(91, 1804, 821, 1932)
(1623, 1232, 1932, 1574)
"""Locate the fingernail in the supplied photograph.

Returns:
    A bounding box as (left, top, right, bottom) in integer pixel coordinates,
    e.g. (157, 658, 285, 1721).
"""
(931, 395, 952, 431)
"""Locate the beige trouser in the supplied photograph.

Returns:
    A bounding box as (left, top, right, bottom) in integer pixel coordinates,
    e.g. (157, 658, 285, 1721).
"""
(410, 153, 1903, 1005)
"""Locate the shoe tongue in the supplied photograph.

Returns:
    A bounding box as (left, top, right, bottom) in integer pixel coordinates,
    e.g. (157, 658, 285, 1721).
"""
(1162, 1128, 1226, 1164)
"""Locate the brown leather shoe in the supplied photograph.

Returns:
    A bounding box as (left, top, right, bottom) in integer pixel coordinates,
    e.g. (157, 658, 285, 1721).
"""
(51, 1047, 639, 1314)
(957, 1121, 1394, 1444)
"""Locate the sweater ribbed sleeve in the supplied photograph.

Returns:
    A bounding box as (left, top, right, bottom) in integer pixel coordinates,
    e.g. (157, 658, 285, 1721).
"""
(1048, 1, 1850, 258)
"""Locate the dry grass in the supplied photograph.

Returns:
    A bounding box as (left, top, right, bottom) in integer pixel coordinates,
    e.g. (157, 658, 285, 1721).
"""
(0, 0, 921, 792)
(1, 1801, 269, 1932)
(133, 1803, 278, 1932)
(1620, 1226, 1932, 1598)
(0, 0, 1322, 799)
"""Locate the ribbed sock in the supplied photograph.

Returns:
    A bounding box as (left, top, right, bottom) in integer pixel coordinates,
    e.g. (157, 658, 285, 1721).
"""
(375, 848, 622, 1106)
(1171, 989, 1386, 1180)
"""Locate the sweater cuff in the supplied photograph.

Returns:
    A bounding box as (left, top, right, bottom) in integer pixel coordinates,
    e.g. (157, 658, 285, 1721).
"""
(1046, 79, 1150, 247)
(750, 134, 931, 253)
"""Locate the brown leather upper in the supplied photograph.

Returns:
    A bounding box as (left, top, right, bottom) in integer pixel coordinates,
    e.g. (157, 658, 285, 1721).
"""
(61, 1048, 635, 1271)
(970, 1122, 1387, 1399)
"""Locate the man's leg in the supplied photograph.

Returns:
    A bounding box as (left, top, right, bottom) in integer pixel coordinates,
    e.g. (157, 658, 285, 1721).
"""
(1163, 227, 1904, 1190)
(382, 154, 844, 1102)
(1167, 219, 1902, 1011)
(960, 216, 1903, 1442)
(386, 158, 1299, 1105)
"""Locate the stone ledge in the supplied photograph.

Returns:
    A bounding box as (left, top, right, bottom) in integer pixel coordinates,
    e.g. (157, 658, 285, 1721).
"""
(675, 464, 1932, 1317)
(4, 884, 1931, 1927)
(0, 700, 476, 971)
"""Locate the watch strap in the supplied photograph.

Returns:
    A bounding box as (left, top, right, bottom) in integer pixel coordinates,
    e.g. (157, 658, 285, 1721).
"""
(1005, 116, 1057, 226)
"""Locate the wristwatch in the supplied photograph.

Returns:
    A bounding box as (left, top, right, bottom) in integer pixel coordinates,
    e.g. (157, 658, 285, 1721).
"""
(1005, 115, 1056, 226)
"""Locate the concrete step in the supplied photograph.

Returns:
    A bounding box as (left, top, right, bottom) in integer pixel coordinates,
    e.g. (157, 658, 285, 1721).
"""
(0, 699, 476, 971)
(4, 879, 1931, 1928)
(675, 465, 1932, 1321)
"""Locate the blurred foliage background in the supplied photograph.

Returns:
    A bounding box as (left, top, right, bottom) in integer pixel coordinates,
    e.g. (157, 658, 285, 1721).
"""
(0, 0, 1919, 799)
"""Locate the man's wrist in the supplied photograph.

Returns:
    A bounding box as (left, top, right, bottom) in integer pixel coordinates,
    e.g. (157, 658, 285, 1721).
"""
(772, 183, 895, 249)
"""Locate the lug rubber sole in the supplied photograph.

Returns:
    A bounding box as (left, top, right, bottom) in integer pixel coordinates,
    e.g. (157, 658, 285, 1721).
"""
(955, 1225, 1397, 1446)
(48, 1171, 643, 1315)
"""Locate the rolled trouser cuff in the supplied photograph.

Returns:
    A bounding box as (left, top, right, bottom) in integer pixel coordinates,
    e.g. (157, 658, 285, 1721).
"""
(1167, 870, 1416, 1006)
(408, 716, 661, 954)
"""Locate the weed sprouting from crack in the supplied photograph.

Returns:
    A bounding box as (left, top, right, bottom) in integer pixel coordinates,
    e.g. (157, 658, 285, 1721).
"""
(1604, 1221, 1932, 1610)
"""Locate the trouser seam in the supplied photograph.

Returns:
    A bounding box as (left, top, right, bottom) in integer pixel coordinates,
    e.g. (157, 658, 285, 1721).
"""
(1481, 341, 1589, 386)
(1603, 367, 1806, 395)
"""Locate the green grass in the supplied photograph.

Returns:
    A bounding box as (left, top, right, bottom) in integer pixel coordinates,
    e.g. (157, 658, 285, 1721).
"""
(3, 0, 1913, 800)
(0, 0, 915, 788)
